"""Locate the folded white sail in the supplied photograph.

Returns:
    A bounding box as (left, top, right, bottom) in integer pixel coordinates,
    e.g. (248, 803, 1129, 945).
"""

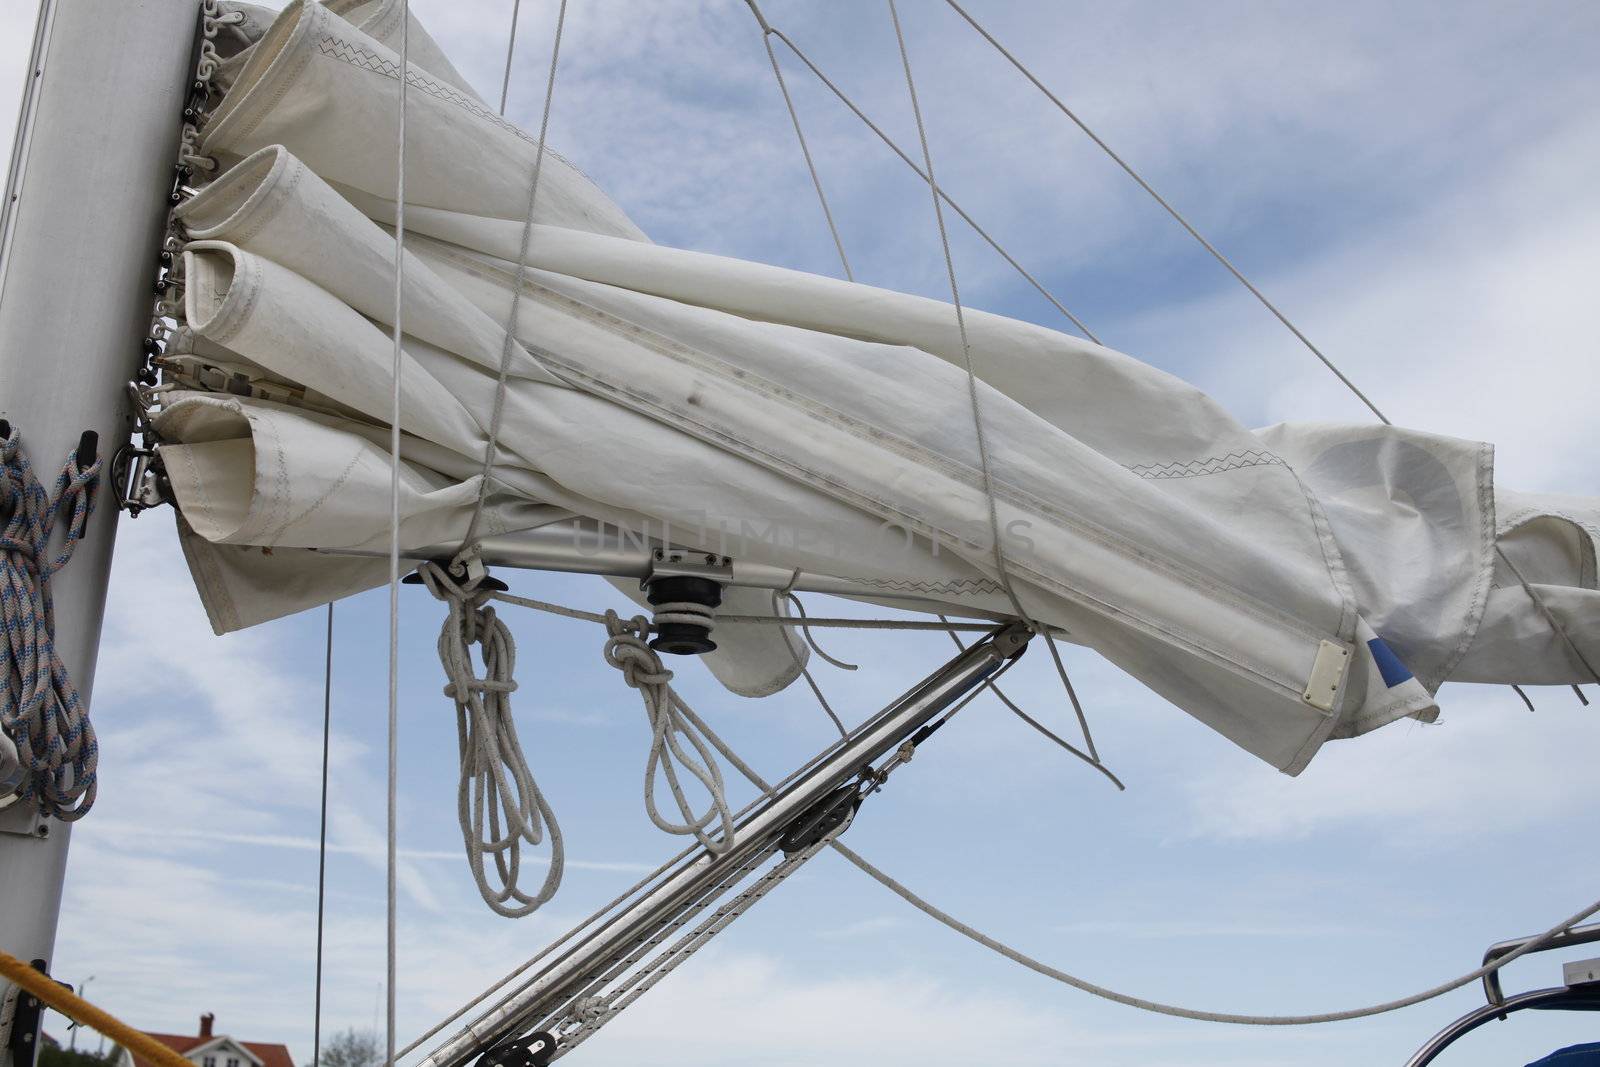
(155, 0, 1598, 774)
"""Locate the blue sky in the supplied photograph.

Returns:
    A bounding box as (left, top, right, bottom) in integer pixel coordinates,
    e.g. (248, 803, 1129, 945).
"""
(4, 1, 1600, 1065)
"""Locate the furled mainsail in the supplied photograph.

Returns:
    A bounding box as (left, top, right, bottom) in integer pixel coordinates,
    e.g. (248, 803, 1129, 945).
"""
(154, 0, 1598, 774)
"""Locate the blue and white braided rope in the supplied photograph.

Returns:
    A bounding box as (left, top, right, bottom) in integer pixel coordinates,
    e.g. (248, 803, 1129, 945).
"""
(0, 426, 101, 820)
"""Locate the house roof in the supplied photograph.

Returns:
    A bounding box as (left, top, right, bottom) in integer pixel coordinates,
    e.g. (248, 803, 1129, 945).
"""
(137, 1033, 294, 1067)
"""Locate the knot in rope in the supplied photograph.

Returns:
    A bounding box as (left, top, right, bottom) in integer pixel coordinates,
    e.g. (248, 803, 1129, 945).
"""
(601, 609, 737, 855)
(0, 426, 101, 820)
(416, 561, 561, 917)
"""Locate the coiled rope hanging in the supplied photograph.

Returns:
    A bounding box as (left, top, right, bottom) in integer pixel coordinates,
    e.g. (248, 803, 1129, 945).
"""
(417, 562, 739, 915)
(601, 609, 736, 854)
(416, 561, 562, 917)
(0, 424, 101, 821)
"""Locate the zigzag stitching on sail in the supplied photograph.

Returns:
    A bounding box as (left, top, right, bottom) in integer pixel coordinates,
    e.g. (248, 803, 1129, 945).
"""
(1126, 449, 1285, 480)
(842, 575, 1002, 596)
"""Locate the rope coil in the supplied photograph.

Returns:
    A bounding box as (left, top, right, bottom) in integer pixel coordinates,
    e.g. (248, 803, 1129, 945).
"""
(0, 426, 101, 820)
(602, 610, 737, 855)
(416, 562, 563, 917)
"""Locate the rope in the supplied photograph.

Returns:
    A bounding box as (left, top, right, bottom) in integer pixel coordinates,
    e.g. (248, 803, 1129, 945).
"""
(0, 950, 194, 1067)
(777, 586, 860, 672)
(312, 603, 333, 1067)
(745, 0, 853, 281)
(771, 590, 848, 739)
(416, 563, 563, 916)
(744, 1, 1098, 342)
(937, 618, 1122, 789)
(664, 696, 1600, 1027)
(384, 3, 410, 1063)
(601, 609, 736, 854)
(460, 0, 569, 557)
(489, 586, 1025, 634)
(886, 0, 1115, 786)
(0, 426, 101, 820)
(835, 839, 1600, 1024)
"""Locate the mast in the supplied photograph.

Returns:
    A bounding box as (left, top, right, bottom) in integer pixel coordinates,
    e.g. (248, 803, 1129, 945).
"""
(0, 2, 198, 1061)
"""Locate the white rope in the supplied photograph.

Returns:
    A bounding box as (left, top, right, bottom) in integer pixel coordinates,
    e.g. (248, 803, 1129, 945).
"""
(601, 610, 737, 854)
(885, 0, 1115, 785)
(460, 0, 569, 557)
(395, 688, 885, 1060)
(777, 585, 860, 671)
(771, 589, 849, 739)
(384, 3, 409, 1062)
(672, 691, 1600, 1027)
(417, 563, 563, 917)
(0, 426, 101, 820)
(744, 0, 853, 281)
(936, 617, 1122, 789)
(834, 837, 1600, 1025)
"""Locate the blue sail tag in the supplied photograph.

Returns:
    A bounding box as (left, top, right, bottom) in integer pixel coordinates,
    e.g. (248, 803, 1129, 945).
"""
(1367, 637, 1415, 688)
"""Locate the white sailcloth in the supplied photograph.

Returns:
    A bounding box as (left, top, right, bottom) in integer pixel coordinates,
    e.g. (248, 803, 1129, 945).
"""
(155, 0, 1598, 774)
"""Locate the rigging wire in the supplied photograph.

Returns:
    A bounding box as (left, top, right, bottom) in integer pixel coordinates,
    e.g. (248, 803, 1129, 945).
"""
(462, 0, 570, 555)
(885, 0, 1114, 786)
(937, 0, 1598, 701)
(744, 0, 854, 281)
(385, 4, 410, 1065)
(312, 604, 333, 1067)
(743, 0, 1098, 342)
(939, 0, 1388, 425)
(497, 0, 523, 117)
(937, 618, 1122, 789)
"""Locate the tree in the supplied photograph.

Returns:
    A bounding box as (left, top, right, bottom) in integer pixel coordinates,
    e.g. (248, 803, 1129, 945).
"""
(312, 1029, 380, 1067)
(39, 1047, 121, 1067)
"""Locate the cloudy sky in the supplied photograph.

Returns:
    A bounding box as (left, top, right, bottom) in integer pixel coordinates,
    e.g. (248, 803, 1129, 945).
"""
(4, 1, 1600, 1065)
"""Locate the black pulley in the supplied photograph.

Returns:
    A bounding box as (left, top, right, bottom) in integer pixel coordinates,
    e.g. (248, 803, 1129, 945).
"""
(645, 574, 722, 656)
(475, 1032, 558, 1067)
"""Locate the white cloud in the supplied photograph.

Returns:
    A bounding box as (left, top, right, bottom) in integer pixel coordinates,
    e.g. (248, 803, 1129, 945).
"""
(1181, 681, 1600, 842)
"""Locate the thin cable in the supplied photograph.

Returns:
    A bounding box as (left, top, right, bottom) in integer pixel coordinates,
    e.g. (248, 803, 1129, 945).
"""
(886, 0, 1114, 782)
(941, 0, 1387, 423)
(681, 704, 1600, 1027)
(745, 0, 853, 280)
(497, 0, 523, 116)
(461, 0, 569, 555)
(938, 618, 1122, 789)
(779, 591, 860, 671)
(385, 5, 409, 1065)
(1495, 546, 1599, 694)
(312, 604, 333, 1067)
(489, 587, 1022, 633)
(832, 838, 1600, 1025)
(744, 2, 1098, 342)
(771, 590, 848, 739)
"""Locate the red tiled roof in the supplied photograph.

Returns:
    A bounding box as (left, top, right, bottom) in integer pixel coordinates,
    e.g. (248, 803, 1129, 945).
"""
(137, 1033, 295, 1067)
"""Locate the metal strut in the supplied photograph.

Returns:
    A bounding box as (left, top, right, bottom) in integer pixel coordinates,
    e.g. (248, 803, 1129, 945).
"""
(421, 622, 1032, 1067)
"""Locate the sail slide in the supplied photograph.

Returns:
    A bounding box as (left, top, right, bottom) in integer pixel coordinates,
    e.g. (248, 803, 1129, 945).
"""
(151, 0, 1597, 775)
